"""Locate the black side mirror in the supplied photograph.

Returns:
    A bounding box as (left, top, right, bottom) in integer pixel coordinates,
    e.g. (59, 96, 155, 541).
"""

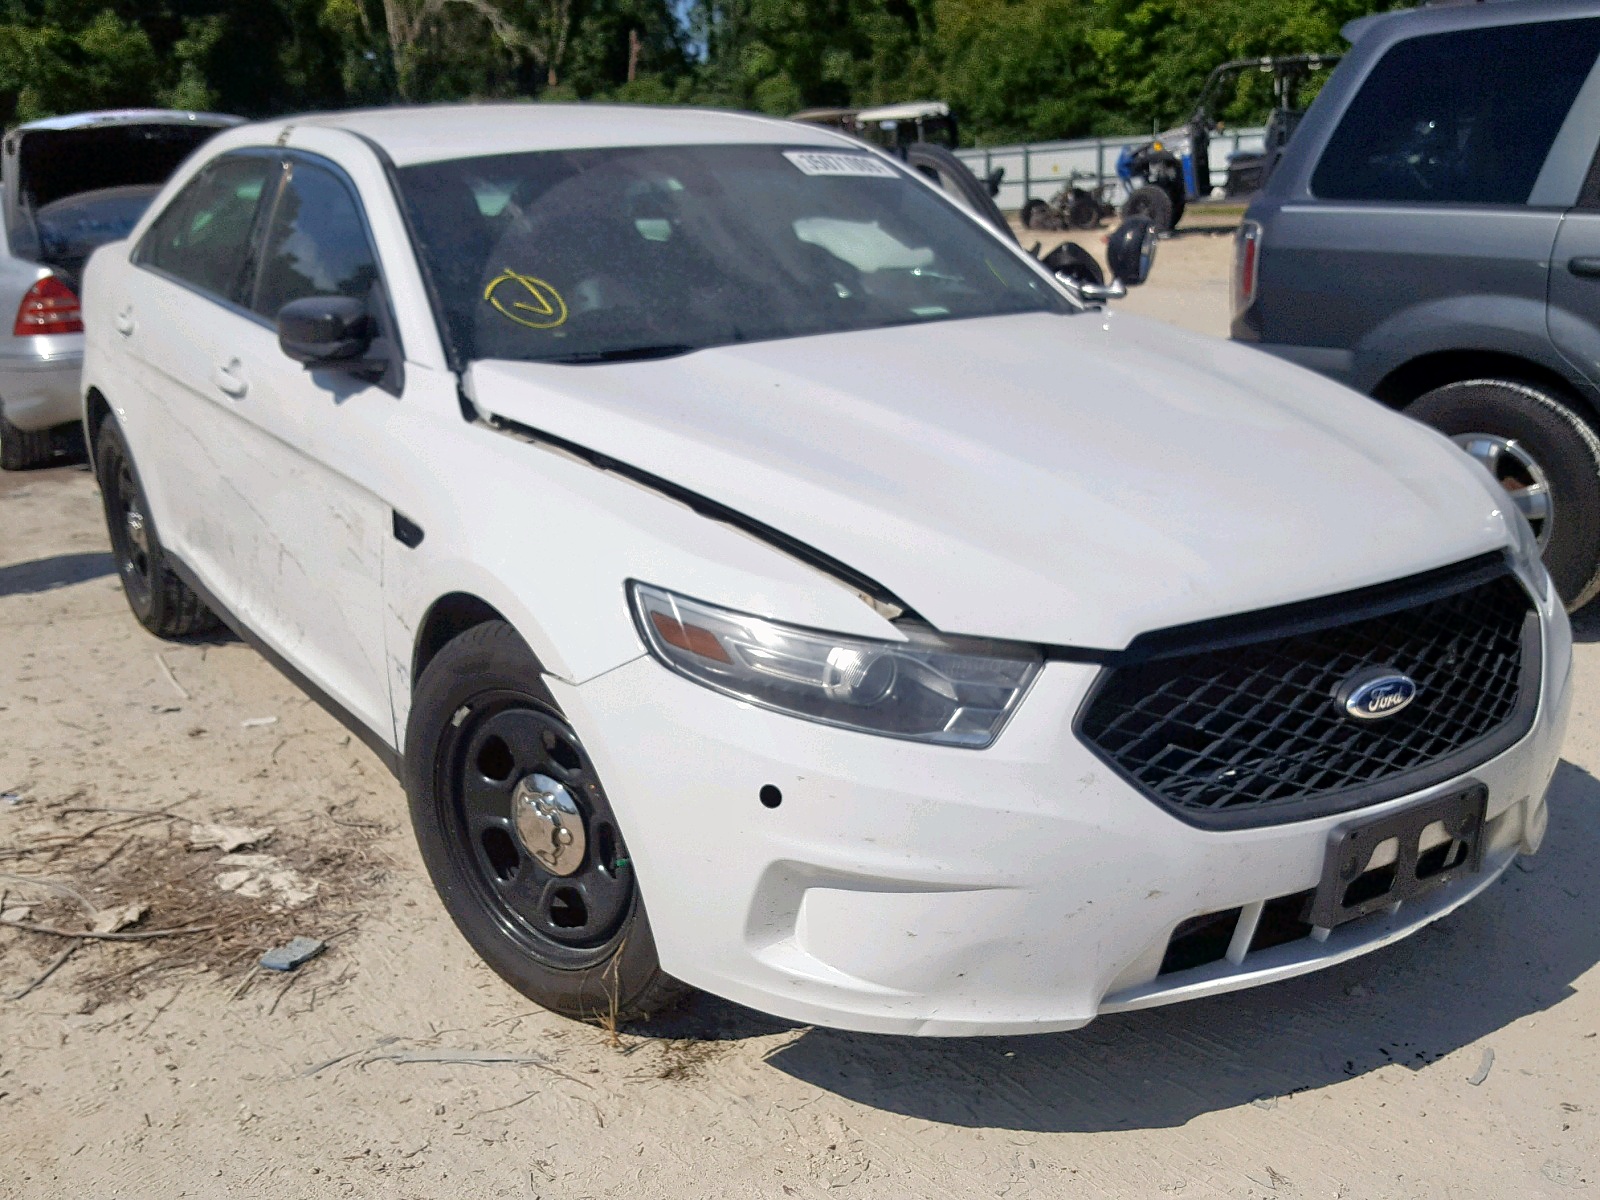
(1106, 217, 1158, 287)
(985, 167, 1005, 197)
(1040, 241, 1105, 288)
(278, 295, 376, 367)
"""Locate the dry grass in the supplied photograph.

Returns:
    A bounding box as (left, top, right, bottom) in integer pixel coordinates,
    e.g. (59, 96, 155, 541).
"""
(0, 794, 392, 1008)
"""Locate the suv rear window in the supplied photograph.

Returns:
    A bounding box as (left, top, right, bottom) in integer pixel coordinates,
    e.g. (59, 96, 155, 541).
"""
(1311, 18, 1600, 205)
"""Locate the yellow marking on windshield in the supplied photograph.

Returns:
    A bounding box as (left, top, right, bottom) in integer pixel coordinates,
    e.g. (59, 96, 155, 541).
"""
(484, 268, 568, 330)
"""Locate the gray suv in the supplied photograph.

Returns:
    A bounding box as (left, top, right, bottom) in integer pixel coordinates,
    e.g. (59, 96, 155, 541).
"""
(1233, 1, 1600, 608)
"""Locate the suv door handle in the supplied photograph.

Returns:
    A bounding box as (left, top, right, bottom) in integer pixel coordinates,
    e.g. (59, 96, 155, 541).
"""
(1569, 257, 1600, 279)
(213, 361, 249, 398)
(113, 308, 134, 336)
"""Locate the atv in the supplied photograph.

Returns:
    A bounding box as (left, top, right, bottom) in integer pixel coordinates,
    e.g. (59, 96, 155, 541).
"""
(1019, 171, 1119, 232)
(1117, 53, 1340, 232)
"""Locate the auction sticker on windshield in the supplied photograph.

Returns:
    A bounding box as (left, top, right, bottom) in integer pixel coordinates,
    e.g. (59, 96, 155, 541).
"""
(784, 150, 899, 178)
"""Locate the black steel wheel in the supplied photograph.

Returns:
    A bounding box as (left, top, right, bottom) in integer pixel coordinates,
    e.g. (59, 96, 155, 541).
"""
(404, 620, 687, 1021)
(106, 444, 154, 615)
(445, 701, 634, 963)
(95, 420, 217, 638)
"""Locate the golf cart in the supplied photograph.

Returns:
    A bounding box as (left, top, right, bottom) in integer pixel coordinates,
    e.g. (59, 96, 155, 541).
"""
(1118, 53, 1341, 232)
(792, 101, 1011, 240)
(794, 101, 962, 150)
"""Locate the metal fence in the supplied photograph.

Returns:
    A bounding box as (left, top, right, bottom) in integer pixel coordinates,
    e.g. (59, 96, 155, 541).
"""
(954, 127, 1267, 213)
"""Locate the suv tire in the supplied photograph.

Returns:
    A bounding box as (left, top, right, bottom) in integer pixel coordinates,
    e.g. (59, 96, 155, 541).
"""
(404, 620, 688, 1023)
(0, 411, 54, 470)
(95, 420, 219, 638)
(1407, 379, 1600, 610)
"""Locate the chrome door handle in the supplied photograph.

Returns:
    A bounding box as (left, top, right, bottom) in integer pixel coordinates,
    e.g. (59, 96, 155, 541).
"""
(213, 362, 249, 398)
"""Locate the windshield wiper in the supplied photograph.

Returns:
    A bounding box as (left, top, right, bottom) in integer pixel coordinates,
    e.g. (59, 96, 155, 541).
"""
(541, 343, 701, 365)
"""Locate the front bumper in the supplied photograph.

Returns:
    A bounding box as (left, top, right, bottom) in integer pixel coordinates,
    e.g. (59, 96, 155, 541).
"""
(0, 344, 83, 432)
(553, 590, 1572, 1037)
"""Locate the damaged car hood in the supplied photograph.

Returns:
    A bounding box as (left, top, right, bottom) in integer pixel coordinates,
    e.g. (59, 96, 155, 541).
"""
(468, 311, 1509, 649)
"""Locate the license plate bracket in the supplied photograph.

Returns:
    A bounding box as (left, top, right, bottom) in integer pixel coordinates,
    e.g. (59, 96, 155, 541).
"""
(1307, 784, 1488, 930)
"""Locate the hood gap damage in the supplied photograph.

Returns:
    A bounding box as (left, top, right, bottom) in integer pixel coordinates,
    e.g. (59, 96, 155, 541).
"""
(456, 379, 1116, 664)
(466, 391, 914, 624)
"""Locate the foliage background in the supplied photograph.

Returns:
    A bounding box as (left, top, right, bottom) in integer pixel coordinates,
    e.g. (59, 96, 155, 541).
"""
(0, 0, 1407, 143)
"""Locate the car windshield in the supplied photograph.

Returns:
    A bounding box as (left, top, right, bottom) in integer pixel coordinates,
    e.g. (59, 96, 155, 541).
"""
(396, 142, 1068, 365)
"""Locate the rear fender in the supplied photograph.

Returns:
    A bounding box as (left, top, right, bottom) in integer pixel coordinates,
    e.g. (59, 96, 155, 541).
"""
(1350, 294, 1575, 397)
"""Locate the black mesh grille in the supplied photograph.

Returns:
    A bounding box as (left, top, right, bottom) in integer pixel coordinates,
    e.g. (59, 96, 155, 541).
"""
(1077, 565, 1538, 828)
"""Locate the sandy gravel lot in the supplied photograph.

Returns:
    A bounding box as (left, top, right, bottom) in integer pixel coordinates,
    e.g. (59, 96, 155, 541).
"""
(4, 229, 1600, 1199)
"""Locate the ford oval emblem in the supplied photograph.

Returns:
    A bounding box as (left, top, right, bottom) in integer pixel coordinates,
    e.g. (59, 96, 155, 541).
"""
(1337, 668, 1418, 721)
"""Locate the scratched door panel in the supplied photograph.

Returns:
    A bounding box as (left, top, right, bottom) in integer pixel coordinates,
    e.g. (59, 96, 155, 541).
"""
(208, 157, 395, 738)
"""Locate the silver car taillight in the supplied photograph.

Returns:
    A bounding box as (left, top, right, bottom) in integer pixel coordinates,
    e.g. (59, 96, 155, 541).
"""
(14, 274, 83, 336)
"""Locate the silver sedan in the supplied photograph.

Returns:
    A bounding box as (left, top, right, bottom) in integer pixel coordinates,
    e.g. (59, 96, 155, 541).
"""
(0, 109, 238, 469)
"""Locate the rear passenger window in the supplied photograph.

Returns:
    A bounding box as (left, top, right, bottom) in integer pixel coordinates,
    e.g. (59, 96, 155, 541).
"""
(1312, 19, 1600, 205)
(135, 156, 275, 299)
(250, 160, 380, 321)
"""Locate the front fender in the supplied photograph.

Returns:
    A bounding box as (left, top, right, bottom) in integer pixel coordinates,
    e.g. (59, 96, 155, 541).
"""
(382, 419, 905, 751)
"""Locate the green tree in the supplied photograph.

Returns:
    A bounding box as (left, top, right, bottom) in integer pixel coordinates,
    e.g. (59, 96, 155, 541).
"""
(0, 9, 160, 123)
(1084, 0, 1409, 135)
(0, 0, 1414, 143)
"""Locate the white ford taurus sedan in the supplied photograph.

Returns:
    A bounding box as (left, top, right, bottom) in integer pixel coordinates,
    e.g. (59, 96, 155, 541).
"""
(80, 104, 1571, 1035)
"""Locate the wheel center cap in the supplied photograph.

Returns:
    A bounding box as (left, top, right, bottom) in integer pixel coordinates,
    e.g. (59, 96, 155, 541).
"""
(511, 773, 585, 877)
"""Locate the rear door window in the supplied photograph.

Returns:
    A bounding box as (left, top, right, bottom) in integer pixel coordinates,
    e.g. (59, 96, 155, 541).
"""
(249, 159, 381, 322)
(1311, 18, 1600, 205)
(135, 155, 276, 300)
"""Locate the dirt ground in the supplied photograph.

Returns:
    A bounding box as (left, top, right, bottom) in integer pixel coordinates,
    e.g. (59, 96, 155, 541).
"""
(5, 231, 1600, 1199)
(1025, 205, 1239, 338)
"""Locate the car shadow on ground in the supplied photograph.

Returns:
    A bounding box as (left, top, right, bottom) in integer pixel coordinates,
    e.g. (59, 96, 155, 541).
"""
(647, 760, 1600, 1132)
(0, 551, 114, 597)
(1161, 222, 1240, 240)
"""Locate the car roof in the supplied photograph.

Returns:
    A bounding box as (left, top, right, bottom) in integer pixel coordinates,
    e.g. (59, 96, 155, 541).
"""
(12, 109, 243, 134)
(1343, 0, 1600, 47)
(263, 103, 857, 167)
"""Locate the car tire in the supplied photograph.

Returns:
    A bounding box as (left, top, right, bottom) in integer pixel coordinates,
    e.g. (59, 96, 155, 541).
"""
(902, 142, 1017, 242)
(0, 410, 54, 470)
(1122, 184, 1175, 233)
(1407, 379, 1600, 610)
(95, 420, 220, 638)
(403, 620, 689, 1023)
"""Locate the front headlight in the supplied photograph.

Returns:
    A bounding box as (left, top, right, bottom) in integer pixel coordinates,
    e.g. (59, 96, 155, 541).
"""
(629, 583, 1042, 748)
